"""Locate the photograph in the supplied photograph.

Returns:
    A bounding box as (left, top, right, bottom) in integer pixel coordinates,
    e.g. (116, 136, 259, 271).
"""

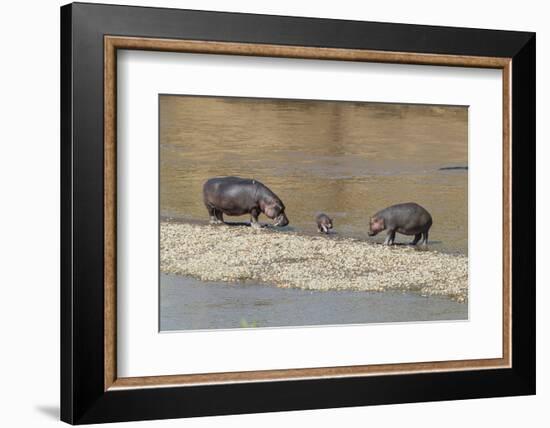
(159, 94, 469, 331)
(55, 1, 537, 424)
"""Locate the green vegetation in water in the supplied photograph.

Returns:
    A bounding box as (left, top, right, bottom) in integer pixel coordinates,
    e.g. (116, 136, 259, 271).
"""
(239, 318, 259, 328)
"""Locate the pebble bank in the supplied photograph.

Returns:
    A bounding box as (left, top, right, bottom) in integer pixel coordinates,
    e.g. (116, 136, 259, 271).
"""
(161, 221, 468, 303)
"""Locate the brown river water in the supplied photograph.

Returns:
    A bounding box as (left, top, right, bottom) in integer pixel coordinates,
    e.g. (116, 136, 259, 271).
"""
(160, 95, 468, 254)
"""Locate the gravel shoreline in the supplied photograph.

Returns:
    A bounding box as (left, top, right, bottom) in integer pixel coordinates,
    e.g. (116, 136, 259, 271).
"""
(160, 221, 468, 303)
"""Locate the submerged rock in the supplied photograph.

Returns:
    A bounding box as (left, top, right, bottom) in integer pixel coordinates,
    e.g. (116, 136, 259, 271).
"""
(439, 166, 468, 171)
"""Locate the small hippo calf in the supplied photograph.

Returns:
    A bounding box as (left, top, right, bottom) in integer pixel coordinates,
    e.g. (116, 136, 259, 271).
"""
(368, 202, 432, 246)
(315, 213, 333, 234)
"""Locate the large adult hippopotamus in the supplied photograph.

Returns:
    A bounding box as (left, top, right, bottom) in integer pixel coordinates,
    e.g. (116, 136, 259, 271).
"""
(368, 202, 432, 246)
(203, 176, 289, 228)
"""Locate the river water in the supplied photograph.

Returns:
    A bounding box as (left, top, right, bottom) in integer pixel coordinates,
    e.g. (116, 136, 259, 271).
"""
(160, 95, 468, 253)
(159, 95, 468, 330)
(161, 274, 467, 331)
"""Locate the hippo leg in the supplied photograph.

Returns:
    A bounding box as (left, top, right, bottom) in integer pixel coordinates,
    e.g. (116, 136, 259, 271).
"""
(214, 209, 225, 223)
(411, 233, 422, 245)
(206, 205, 223, 224)
(384, 229, 396, 245)
(421, 231, 429, 246)
(250, 207, 262, 229)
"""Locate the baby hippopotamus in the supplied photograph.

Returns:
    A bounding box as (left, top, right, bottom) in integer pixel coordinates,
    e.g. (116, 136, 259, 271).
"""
(203, 176, 289, 228)
(315, 213, 333, 234)
(368, 202, 432, 246)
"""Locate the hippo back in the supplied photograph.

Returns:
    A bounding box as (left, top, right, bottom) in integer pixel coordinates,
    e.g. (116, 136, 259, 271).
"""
(203, 176, 282, 208)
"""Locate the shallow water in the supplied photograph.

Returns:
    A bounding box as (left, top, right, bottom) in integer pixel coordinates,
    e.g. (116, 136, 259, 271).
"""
(160, 274, 467, 331)
(160, 95, 468, 254)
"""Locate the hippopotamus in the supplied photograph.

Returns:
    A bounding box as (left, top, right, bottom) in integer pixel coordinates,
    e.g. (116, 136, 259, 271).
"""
(203, 176, 289, 228)
(368, 202, 432, 246)
(315, 213, 333, 234)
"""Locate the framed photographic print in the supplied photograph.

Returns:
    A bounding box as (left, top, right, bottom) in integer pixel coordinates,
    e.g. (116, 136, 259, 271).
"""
(60, 2, 535, 424)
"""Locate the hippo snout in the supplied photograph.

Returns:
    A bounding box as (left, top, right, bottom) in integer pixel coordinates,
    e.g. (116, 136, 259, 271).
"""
(274, 213, 289, 227)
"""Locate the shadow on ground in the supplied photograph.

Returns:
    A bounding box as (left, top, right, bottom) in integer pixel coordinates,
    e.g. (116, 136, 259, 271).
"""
(35, 405, 59, 420)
